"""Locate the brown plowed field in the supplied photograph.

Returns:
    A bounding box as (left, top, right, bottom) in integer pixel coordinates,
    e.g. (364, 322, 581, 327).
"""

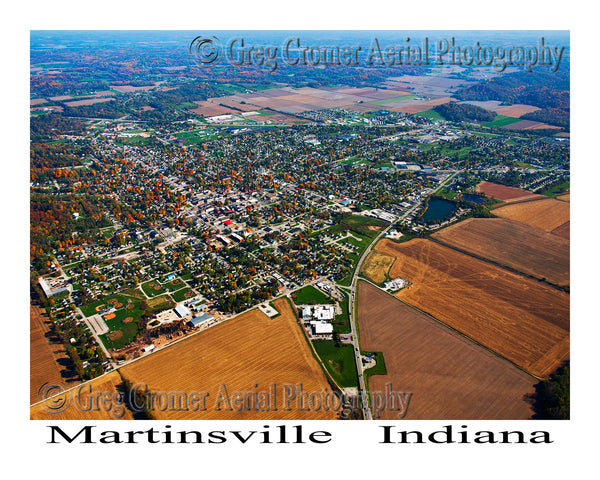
(431, 217, 570, 286)
(119, 298, 337, 419)
(552, 221, 570, 240)
(30, 372, 133, 420)
(373, 238, 569, 378)
(492, 104, 541, 117)
(30, 304, 80, 404)
(492, 198, 570, 232)
(357, 282, 536, 419)
(476, 181, 543, 202)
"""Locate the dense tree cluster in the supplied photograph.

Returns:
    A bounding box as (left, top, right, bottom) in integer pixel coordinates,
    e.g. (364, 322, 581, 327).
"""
(433, 101, 496, 123)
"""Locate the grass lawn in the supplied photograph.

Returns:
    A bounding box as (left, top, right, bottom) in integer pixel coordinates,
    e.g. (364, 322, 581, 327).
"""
(82, 293, 145, 350)
(100, 314, 139, 350)
(368, 94, 416, 105)
(81, 293, 141, 318)
(312, 340, 358, 388)
(292, 285, 332, 306)
(141, 280, 167, 297)
(115, 136, 150, 146)
(362, 351, 388, 390)
(340, 156, 365, 165)
(543, 180, 570, 197)
(413, 109, 446, 121)
(145, 294, 174, 312)
(170, 287, 194, 303)
(333, 293, 350, 333)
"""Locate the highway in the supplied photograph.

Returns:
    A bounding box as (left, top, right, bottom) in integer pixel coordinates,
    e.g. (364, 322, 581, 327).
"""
(346, 169, 460, 419)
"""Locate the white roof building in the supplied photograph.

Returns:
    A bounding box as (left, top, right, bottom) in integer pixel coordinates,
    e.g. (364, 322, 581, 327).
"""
(174, 304, 191, 318)
(310, 321, 334, 335)
(313, 305, 335, 321)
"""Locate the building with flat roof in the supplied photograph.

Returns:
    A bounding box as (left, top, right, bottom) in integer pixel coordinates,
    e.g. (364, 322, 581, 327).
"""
(188, 312, 214, 327)
(310, 321, 334, 335)
(313, 305, 335, 321)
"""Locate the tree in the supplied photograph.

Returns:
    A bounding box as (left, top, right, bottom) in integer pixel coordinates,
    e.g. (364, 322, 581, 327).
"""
(530, 362, 570, 419)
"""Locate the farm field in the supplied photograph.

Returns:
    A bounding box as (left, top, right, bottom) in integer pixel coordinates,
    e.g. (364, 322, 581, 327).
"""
(373, 238, 570, 379)
(30, 372, 133, 420)
(30, 304, 80, 404)
(492, 104, 541, 117)
(119, 298, 337, 419)
(482, 115, 521, 128)
(492, 197, 570, 232)
(552, 221, 570, 240)
(476, 181, 543, 202)
(431, 217, 570, 286)
(357, 282, 536, 419)
(389, 97, 453, 114)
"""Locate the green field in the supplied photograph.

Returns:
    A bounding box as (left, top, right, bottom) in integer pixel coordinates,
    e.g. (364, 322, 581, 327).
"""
(543, 181, 570, 197)
(340, 156, 366, 165)
(312, 340, 358, 388)
(292, 285, 332, 305)
(81, 293, 141, 318)
(99, 309, 140, 350)
(368, 94, 416, 106)
(333, 293, 350, 333)
(81, 293, 145, 350)
(413, 109, 446, 121)
(170, 287, 193, 303)
(141, 280, 168, 297)
(483, 115, 521, 128)
(362, 351, 388, 390)
(115, 136, 150, 146)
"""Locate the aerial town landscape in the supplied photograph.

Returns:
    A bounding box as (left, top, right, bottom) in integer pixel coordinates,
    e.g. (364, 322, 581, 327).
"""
(29, 30, 570, 421)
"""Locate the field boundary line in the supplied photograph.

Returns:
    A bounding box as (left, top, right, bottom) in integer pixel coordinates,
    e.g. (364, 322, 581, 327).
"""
(356, 279, 544, 381)
(427, 236, 569, 292)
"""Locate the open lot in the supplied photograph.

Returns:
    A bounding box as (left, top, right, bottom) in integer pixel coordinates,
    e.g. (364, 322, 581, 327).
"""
(357, 282, 536, 419)
(119, 298, 337, 419)
(492, 197, 570, 232)
(373, 238, 569, 379)
(360, 250, 396, 284)
(431, 217, 569, 286)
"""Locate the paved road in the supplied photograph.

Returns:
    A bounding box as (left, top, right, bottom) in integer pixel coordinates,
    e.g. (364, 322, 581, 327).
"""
(346, 170, 460, 419)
